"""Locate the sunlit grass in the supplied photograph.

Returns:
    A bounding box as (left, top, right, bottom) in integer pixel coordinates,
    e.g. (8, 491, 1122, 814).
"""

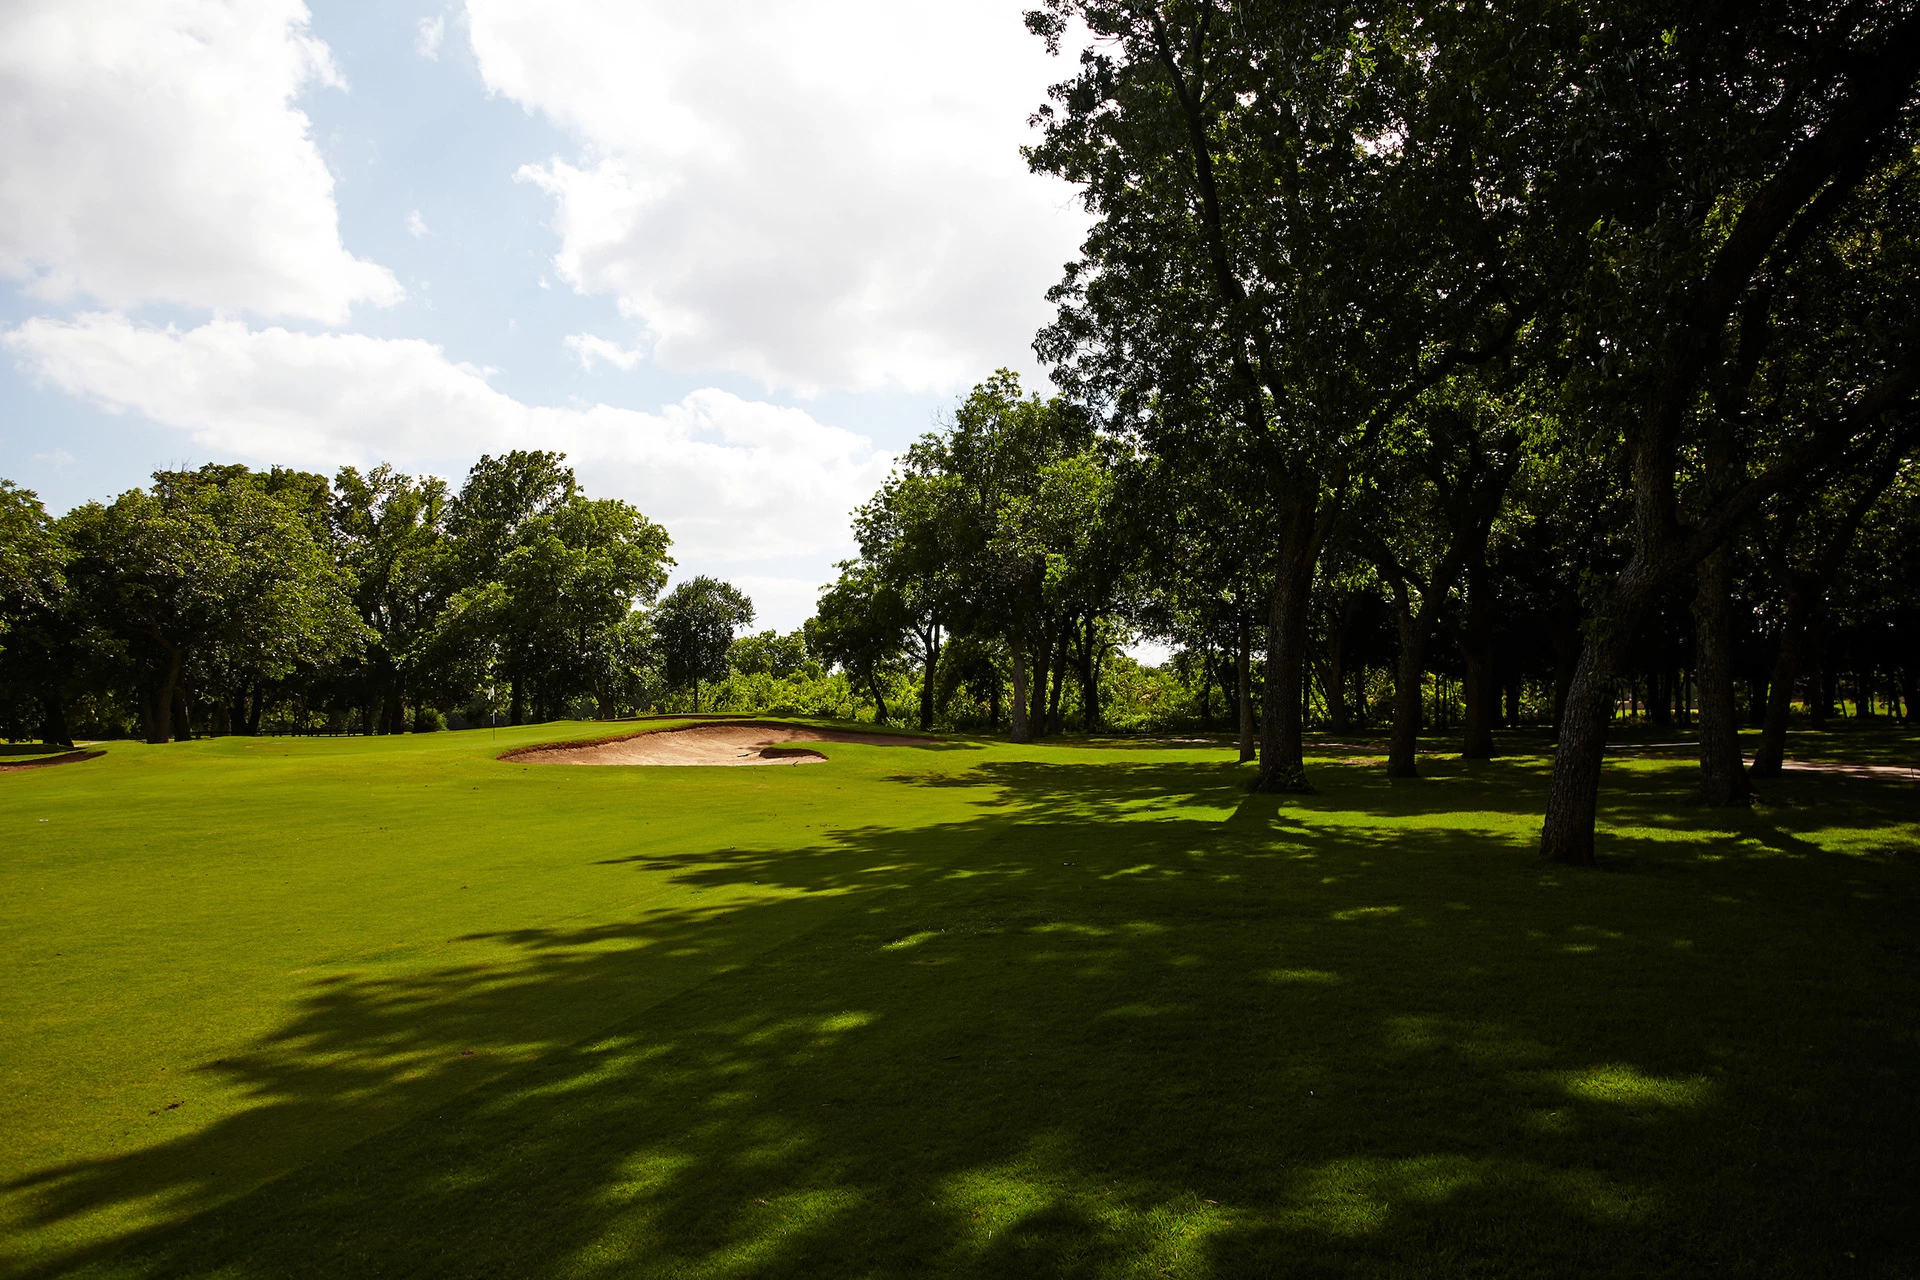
(0, 721, 1914, 1277)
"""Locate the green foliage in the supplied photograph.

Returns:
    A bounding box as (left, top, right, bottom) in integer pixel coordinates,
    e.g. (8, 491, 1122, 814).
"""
(432, 455, 674, 724)
(652, 576, 755, 711)
(442, 450, 578, 584)
(808, 562, 913, 721)
(330, 464, 451, 728)
(823, 371, 1122, 739)
(701, 668, 859, 720)
(58, 469, 366, 743)
(0, 479, 63, 637)
(729, 628, 811, 680)
(0, 450, 692, 740)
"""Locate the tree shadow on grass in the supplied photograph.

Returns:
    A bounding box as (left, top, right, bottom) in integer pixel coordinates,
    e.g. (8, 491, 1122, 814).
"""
(0, 744, 92, 759)
(11, 759, 1920, 1280)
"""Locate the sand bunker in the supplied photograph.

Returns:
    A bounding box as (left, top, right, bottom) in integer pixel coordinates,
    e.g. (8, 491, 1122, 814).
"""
(505, 721, 923, 767)
(0, 749, 103, 774)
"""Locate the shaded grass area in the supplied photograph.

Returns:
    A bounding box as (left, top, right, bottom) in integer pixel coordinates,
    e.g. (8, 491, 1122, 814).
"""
(1, 724, 1916, 1278)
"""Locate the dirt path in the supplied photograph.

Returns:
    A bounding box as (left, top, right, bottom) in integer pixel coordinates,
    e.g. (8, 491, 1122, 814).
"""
(504, 722, 926, 767)
(1778, 759, 1920, 782)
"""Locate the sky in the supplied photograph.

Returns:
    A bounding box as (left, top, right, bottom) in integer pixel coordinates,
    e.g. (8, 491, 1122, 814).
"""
(0, 0, 1092, 632)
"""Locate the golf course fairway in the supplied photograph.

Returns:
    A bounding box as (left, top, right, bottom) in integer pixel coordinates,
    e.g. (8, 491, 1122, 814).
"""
(2, 721, 1915, 1278)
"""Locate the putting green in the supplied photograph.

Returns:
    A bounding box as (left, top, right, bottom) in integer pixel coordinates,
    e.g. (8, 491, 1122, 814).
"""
(1, 722, 1915, 1278)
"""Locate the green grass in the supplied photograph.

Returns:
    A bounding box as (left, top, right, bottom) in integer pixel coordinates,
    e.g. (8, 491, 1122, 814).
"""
(2, 720, 1916, 1278)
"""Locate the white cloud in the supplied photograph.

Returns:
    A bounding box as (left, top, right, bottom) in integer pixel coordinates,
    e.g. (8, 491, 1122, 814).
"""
(564, 332, 642, 371)
(0, 0, 401, 323)
(727, 576, 831, 635)
(466, 0, 1088, 395)
(415, 14, 446, 59)
(5, 313, 891, 570)
(406, 210, 430, 238)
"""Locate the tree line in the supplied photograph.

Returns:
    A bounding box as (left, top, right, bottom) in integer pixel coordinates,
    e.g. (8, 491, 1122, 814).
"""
(0, 453, 793, 743)
(820, 0, 1920, 865)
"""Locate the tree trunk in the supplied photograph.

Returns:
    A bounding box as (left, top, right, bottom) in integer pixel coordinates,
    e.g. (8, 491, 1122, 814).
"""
(868, 674, 889, 725)
(919, 624, 940, 731)
(1540, 627, 1632, 867)
(39, 689, 73, 748)
(1352, 665, 1367, 729)
(1027, 628, 1051, 739)
(171, 683, 192, 742)
(1325, 607, 1349, 734)
(1807, 623, 1831, 728)
(1256, 498, 1327, 793)
(247, 687, 265, 736)
(1387, 591, 1428, 779)
(1048, 623, 1070, 735)
(1752, 582, 1807, 778)
(144, 644, 184, 744)
(1237, 621, 1255, 763)
(1079, 614, 1100, 733)
(1008, 640, 1032, 743)
(1199, 647, 1214, 730)
(1648, 668, 1671, 730)
(1459, 563, 1496, 760)
(382, 686, 404, 735)
(1692, 545, 1751, 806)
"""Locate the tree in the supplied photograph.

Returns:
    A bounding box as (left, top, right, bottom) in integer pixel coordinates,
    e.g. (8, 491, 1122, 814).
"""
(62, 471, 365, 743)
(589, 611, 663, 719)
(891, 372, 1109, 742)
(808, 563, 912, 723)
(1124, 447, 1266, 757)
(443, 496, 672, 723)
(1028, 0, 1545, 788)
(854, 471, 955, 730)
(0, 481, 77, 745)
(1347, 389, 1523, 776)
(444, 450, 578, 586)
(730, 629, 810, 680)
(331, 465, 450, 734)
(1750, 445, 1916, 775)
(1533, 5, 1920, 863)
(652, 577, 754, 713)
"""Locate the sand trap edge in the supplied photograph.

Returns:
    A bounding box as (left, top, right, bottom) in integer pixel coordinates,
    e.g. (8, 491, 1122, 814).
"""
(0, 749, 105, 774)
